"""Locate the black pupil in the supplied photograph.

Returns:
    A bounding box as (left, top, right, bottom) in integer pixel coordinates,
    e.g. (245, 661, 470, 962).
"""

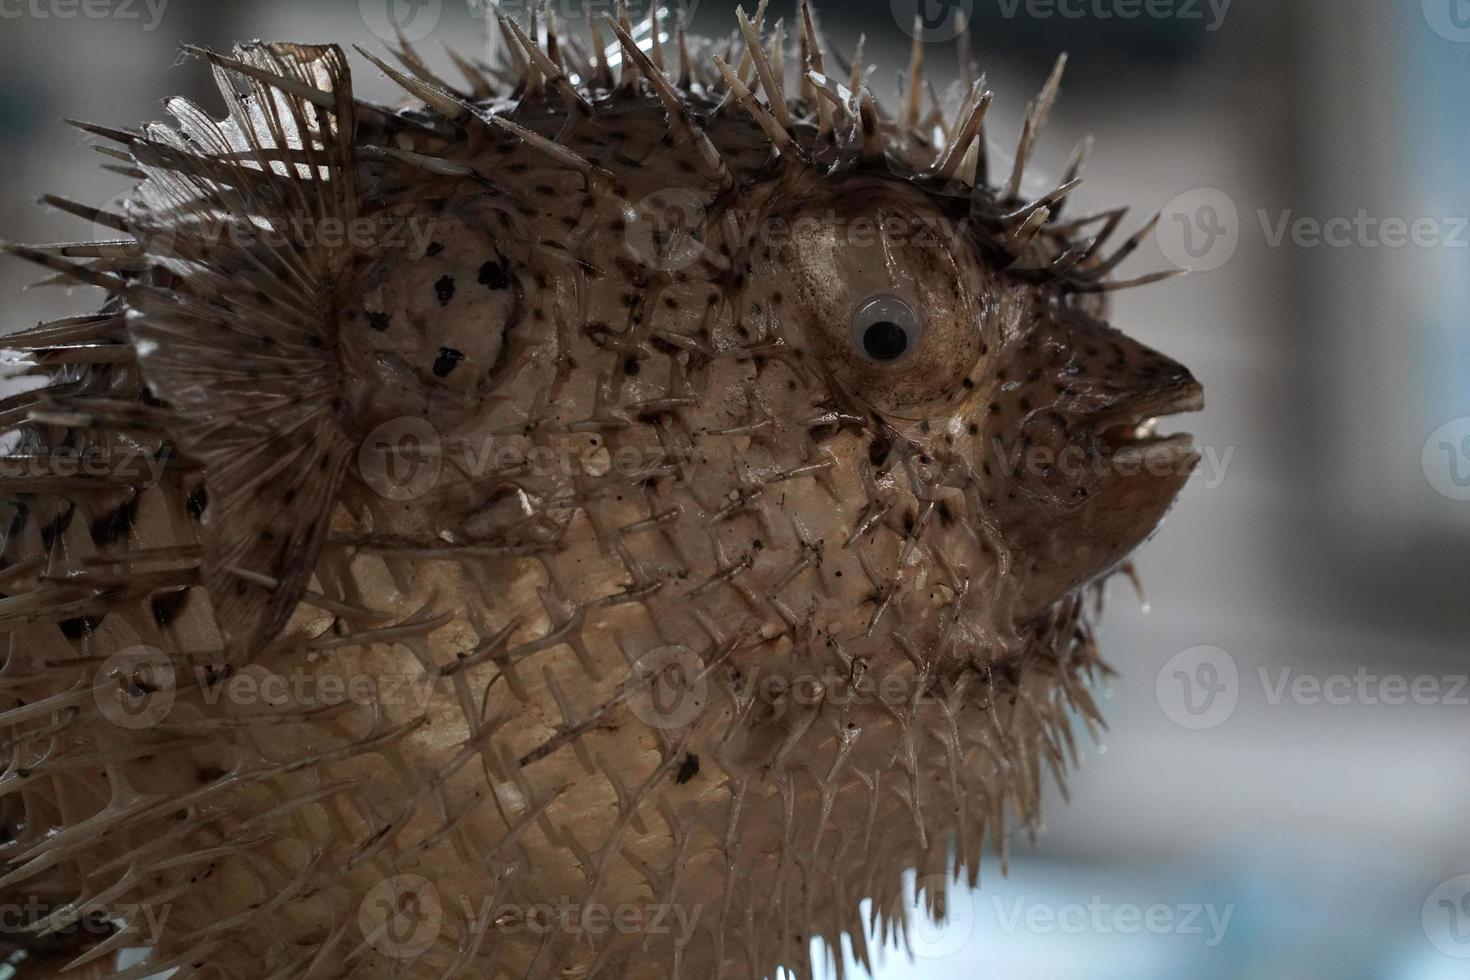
(862, 320, 909, 361)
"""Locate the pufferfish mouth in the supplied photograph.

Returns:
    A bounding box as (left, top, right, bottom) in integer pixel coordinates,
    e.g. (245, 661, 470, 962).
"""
(1094, 380, 1206, 466)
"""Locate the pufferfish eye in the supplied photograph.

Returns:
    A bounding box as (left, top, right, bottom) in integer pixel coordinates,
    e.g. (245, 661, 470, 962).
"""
(851, 293, 923, 363)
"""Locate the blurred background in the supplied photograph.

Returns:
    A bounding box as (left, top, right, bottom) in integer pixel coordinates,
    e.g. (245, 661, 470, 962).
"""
(2, 0, 1468, 977)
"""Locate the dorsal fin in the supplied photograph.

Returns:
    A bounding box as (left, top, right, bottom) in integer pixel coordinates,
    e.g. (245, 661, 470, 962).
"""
(125, 43, 361, 660)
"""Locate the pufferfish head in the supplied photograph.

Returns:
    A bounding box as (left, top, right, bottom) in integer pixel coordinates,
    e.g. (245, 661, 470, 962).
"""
(745, 167, 1203, 636)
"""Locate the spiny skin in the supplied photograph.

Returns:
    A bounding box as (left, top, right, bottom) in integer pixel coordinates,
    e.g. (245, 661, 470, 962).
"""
(0, 10, 1201, 979)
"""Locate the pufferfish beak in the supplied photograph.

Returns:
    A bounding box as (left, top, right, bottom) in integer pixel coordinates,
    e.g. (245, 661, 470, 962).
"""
(987, 307, 1204, 622)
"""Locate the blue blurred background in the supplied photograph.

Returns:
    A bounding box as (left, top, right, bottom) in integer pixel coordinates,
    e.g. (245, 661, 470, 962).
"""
(2, 1, 1468, 977)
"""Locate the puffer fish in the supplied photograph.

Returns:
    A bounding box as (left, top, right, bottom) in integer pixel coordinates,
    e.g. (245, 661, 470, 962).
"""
(0, 4, 1202, 978)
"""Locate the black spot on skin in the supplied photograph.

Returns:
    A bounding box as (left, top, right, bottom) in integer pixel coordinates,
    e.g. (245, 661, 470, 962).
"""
(425, 241, 444, 257)
(151, 589, 191, 627)
(6, 501, 29, 540)
(90, 497, 140, 548)
(40, 505, 76, 549)
(366, 311, 391, 332)
(433, 347, 465, 378)
(434, 275, 456, 306)
(59, 616, 101, 640)
(868, 432, 893, 468)
(624, 357, 641, 376)
(478, 258, 509, 289)
(675, 753, 701, 784)
(186, 485, 208, 521)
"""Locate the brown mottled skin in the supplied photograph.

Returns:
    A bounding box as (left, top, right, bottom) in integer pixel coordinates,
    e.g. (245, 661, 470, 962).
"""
(0, 14, 1200, 980)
